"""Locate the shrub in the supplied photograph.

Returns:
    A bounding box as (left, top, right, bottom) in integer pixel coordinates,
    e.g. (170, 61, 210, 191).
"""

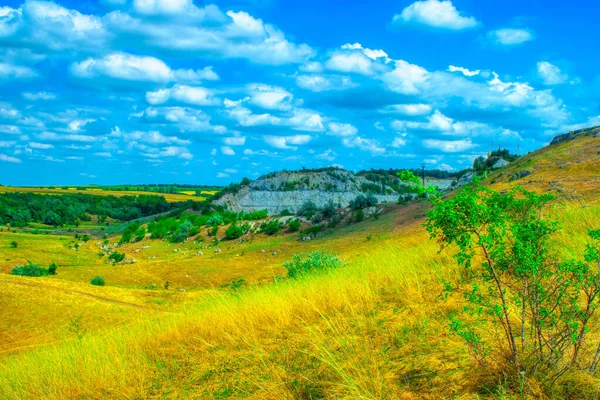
(280, 209, 292, 217)
(11, 261, 57, 277)
(82, 235, 90, 243)
(350, 193, 378, 210)
(284, 251, 346, 279)
(260, 219, 281, 235)
(301, 225, 323, 236)
(208, 225, 219, 237)
(321, 200, 337, 218)
(327, 215, 342, 228)
(288, 219, 301, 232)
(225, 223, 250, 240)
(90, 276, 105, 286)
(133, 227, 146, 242)
(9, 240, 17, 248)
(311, 212, 324, 224)
(297, 201, 318, 218)
(354, 209, 364, 222)
(170, 220, 193, 243)
(47, 263, 58, 275)
(207, 214, 223, 226)
(107, 251, 125, 264)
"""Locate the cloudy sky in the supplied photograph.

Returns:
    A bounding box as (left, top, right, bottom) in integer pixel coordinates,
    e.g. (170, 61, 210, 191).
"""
(0, 0, 599, 185)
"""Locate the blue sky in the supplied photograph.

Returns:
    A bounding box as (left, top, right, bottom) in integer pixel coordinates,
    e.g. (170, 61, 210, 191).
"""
(0, 0, 599, 185)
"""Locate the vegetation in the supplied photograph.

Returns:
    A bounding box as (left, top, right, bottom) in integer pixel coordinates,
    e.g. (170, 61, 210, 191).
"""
(0, 192, 174, 227)
(11, 261, 57, 277)
(349, 193, 378, 210)
(225, 223, 250, 240)
(259, 219, 281, 235)
(107, 251, 125, 264)
(90, 276, 105, 286)
(287, 218, 301, 232)
(284, 251, 346, 279)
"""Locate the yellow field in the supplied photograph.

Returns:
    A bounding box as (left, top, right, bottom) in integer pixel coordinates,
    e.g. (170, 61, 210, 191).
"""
(2, 136, 600, 398)
(0, 186, 206, 203)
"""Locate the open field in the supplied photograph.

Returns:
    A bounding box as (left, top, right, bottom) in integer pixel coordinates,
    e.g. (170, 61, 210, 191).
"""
(3, 137, 600, 398)
(0, 186, 207, 203)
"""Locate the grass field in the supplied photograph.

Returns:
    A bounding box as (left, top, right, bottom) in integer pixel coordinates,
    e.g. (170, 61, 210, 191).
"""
(0, 186, 208, 203)
(2, 136, 600, 398)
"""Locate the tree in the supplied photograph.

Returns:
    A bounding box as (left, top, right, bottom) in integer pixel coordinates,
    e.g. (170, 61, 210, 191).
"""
(472, 156, 486, 172)
(415, 172, 600, 393)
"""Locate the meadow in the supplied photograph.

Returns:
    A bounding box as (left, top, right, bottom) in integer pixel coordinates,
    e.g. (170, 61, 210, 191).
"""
(2, 136, 600, 398)
(0, 186, 210, 203)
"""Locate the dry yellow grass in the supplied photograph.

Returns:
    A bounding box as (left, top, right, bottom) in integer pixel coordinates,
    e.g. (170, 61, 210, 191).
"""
(2, 136, 600, 398)
(0, 186, 205, 203)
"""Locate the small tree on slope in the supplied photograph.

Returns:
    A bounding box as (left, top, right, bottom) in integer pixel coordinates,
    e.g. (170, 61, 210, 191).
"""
(400, 170, 600, 393)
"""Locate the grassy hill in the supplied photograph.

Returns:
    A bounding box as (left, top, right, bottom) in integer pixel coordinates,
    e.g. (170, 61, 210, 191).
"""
(2, 133, 600, 398)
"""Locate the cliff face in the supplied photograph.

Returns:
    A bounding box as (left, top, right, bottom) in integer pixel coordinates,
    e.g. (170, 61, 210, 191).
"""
(214, 169, 453, 214)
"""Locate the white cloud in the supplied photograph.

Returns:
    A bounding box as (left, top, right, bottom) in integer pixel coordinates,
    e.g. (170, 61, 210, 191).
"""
(380, 103, 432, 116)
(94, 151, 112, 157)
(29, 142, 54, 149)
(37, 131, 97, 142)
(391, 137, 407, 148)
(120, 130, 190, 145)
(295, 74, 356, 92)
(223, 136, 246, 146)
(0, 153, 21, 163)
(246, 84, 293, 110)
(140, 106, 225, 132)
(342, 136, 385, 154)
(221, 146, 235, 155)
(224, 168, 237, 174)
(327, 122, 358, 137)
(315, 149, 337, 161)
(0, 140, 15, 147)
(71, 52, 218, 85)
(224, 101, 324, 132)
(158, 146, 193, 159)
(0, 125, 20, 134)
(22, 91, 56, 100)
(264, 134, 311, 150)
(393, 0, 479, 30)
(0, 62, 38, 80)
(146, 85, 221, 106)
(486, 28, 534, 46)
(423, 138, 476, 152)
(133, 0, 193, 15)
(537, 61, 568, 85)
(448, 65, 480, 77)
(382, 60, 429, 94)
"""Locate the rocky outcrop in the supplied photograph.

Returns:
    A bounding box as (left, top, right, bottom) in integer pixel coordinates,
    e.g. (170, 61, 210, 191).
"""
(214, 169, 453, 214)
(550, 126, 600, 145)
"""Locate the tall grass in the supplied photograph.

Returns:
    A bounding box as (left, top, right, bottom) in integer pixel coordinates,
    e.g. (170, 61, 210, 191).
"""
(1, 201, 600, 398)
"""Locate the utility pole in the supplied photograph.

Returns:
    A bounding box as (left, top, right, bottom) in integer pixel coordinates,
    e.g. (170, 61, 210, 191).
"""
(421, 164, 426, 186)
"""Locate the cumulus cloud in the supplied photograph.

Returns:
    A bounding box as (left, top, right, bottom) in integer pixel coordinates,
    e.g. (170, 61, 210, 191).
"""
(486, 28, 534, 46)
(423, 138, 476, 152)
(146, 85, 221, 106)
(0, 62, 38, 80)
(0, 153, 21, 163)
(295, 74, 356, 92)
(537, 61, 568, 85)
(29, 142, 54, 149)
(71, 52, 218, 86)
(22, 91, 56, 100)
(448, 65, 480, 77)
(327, 122, 358, 137)
(393, 0, 479, 30)
(380, 103, 433, 116)
(264, 134, 311, 150)
(342, 136, 385, 154)
(221, 145, 235, 155)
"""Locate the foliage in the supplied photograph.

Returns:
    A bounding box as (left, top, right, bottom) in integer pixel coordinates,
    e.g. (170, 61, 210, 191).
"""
(119, 222, 141, 244)
(225, 223, 250, 240)
(260, 219, 281, 236)
(0, 192, 174, 227)
(107, 251, 125, 264)
(90, 276, 105, 286)
(354, 209, 364, 222)
(284, 251, 346, 279)
(11, 261, 57, 277)
(425, 177, 600, 392)
(297, 201, 318, 218)
(288, 219, 301, 232)
(301, 225, 323, 236)
(10, 240, 17, 248)
(349, 193, 378, 210)
(170, 220, 193, 243)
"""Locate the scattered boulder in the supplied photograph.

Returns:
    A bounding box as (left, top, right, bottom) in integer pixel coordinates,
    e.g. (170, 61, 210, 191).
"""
(272, 251, 278, 256)
(196, 251, 203, 256)
(509, 170, 532, 182)
(214, 248, 222, 254)
(457, 172, 475, 187)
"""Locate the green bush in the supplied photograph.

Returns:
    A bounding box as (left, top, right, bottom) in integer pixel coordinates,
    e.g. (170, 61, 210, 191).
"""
(301, 225, 323, 236)
(82, 235, 90, 242)
(11, 261, 57, 277)
(260, 219, 281, 235)
(297, 201, 318, 218)
(90, 276, 105, 286)
(225, 223, 250, 240)
(284, 251, 346, 279)
(354, 209, 364, 222)
(288, 219, 301, 232)
(10, 240, 17, 248)
(327, 215, 342, 228)
(107, 251, 125, 264)
(133, 227, 146, 242)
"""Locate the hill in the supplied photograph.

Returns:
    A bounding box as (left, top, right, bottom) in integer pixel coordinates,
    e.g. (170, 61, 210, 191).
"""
(2, 130, 600, 398)
(214, 167, 456, 214)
